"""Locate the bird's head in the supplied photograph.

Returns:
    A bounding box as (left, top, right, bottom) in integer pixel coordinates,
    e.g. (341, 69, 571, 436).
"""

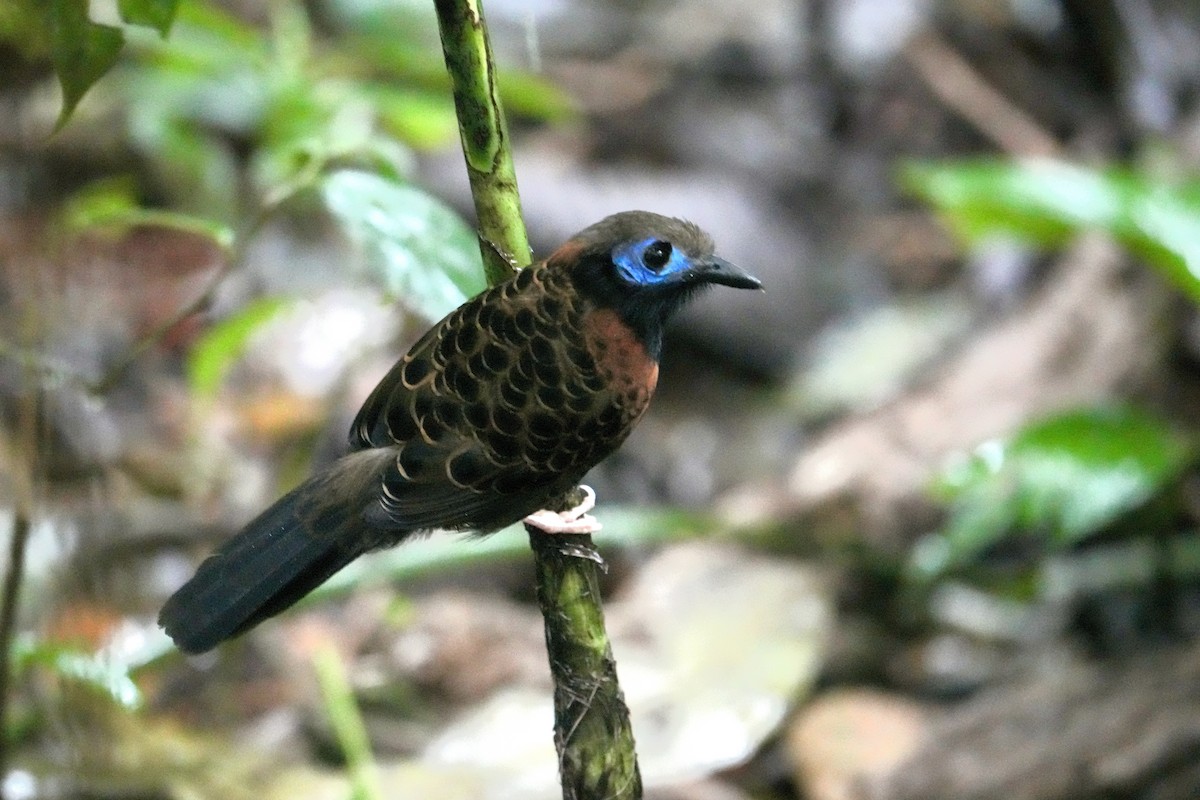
(557, 211, 761, 356)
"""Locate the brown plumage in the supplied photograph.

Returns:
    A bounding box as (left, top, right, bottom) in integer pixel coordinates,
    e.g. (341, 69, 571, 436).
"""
(159, 211, 760, 653)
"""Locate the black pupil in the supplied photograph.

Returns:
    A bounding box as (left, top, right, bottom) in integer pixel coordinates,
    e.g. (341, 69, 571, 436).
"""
(644, 241, 672, 271)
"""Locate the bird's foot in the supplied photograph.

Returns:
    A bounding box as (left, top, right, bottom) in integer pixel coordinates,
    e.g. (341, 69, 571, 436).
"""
(523, 485, 602, 535)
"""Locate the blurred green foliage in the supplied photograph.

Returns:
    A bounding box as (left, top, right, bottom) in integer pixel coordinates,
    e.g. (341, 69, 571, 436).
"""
(186, 296, 293, 400)
(902, 158, 1200, 304)
(313, 646, 383, 800)
(10, 632, 172, 713)
(910, 406, 1196, 583)
(0, 0, 577, 753)
(117, 0, 178, 36)
(904, 159, 1200, 591)
(310, 506, 712, 602)
(8, 0, 571, 220)
(6, 0, 572, 396)
(117, 0, 454, 220)
(0, 0, 178, 127)
(58, 175, 234, 248)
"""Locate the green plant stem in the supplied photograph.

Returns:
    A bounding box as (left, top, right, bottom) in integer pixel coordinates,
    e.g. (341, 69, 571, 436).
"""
(529, 511, 643, 800)
(432, 0, 531, 283)
(314, 645, 382, 800)
(432, 2, 642, 797)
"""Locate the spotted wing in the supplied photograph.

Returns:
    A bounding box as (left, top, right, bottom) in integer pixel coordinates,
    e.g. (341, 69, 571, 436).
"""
(350, 265, 631, 534)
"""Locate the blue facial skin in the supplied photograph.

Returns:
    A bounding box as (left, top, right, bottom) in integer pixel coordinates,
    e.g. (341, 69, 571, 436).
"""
(612, 237, 691, 286)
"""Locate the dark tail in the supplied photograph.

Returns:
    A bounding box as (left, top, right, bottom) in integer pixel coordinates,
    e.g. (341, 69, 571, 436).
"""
(159, 450, 396, 653)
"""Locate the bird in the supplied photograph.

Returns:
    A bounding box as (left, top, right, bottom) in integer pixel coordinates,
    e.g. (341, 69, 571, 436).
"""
(159, 211, 762, 653)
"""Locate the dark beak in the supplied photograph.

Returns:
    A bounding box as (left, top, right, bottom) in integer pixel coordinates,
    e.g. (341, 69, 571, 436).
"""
(694, 256, 763, 290)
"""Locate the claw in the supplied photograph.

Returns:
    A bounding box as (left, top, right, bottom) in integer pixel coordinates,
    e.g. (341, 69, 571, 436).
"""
(523, 485, 602, 534)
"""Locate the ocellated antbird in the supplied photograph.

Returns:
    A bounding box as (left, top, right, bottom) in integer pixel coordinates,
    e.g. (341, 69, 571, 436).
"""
(159, 211, 762, 653)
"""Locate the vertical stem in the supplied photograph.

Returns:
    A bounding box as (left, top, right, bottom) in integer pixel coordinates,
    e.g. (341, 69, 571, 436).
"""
(313, 645, 382, 800)
(529, 523, 643, 800)
(0, 512, 31, 799)
(432, 2, 642, 797)
(0, 386, 38, 800)
(432, 0, 532, 284)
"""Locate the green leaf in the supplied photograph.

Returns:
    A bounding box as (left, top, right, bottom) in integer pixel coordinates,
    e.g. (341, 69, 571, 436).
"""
(321, 170, 486, 319)
(0, 2, 53, 60)
(496, 69, 576, 122)
(118, 0, 178, 36)
(51, 0, 125, 129)
(14, 637, 142, 710)
(368, 85, 460, 150)
(902, 159, 1200, 304)
(255, 79, 414, 205)
(59, 175, 140, 231)
(60, 177, 234, 250)
(134, 0, 263, 75)
(253, 84, 340, 203)
(187, 296, 294, 399)
(267, 0, 312, 79)
(172, 0, 260, 51)
(911, 405, 1196, 581)
(130, 113, 242, 220)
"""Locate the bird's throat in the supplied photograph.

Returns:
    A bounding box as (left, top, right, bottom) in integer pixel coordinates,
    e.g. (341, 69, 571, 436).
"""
(582, 308, 660, 411)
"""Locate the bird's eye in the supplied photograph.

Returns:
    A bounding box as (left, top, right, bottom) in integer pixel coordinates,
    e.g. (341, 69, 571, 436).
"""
(643, 240, 672, 271)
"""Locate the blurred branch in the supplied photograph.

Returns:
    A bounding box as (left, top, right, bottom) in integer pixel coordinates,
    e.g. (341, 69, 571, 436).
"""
(86, 206, 269, 396)
(904, 31, 1061, 158)
(432, 1, 642, 797)
(0, 387, 39, 798)
(0, 339, 83, 389)
(0, 206, 266, 397)
(85, 259, 234, 396)
(0, 512, 31, 797)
